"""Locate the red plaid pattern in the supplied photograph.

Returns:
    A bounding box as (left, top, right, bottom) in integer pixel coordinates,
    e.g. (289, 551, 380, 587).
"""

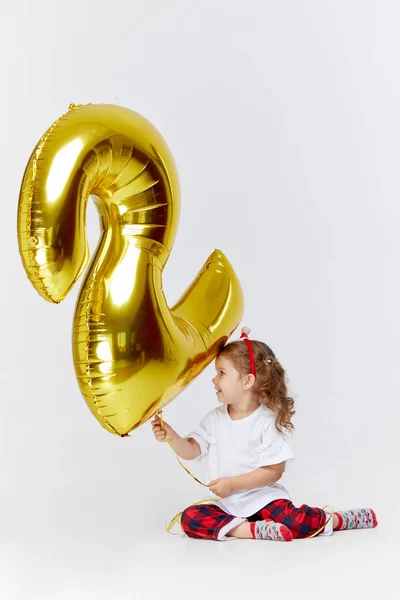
(253, 499, 327, 539)
(181, 503, 237, 540)
(181, 499, 327, 540)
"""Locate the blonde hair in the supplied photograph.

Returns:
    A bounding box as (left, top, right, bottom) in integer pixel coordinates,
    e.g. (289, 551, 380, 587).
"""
(219, 340, 295, 434)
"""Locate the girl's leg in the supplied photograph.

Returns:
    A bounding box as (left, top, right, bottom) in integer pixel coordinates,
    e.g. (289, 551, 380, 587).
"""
(226, 522, 252, 538)
(255, 500, 377, 538)
(180, 504, 245, 541)
(254, 499, 330, 539)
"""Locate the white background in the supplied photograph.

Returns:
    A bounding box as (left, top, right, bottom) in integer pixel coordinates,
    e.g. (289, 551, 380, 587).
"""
(1, 1, 398, 598)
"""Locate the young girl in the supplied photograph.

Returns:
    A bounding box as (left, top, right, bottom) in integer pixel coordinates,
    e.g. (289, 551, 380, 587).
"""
(152, 329, 378, 541)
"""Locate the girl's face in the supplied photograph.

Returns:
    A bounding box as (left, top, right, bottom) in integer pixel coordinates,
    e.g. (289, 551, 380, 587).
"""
(212, 355, 247, 404)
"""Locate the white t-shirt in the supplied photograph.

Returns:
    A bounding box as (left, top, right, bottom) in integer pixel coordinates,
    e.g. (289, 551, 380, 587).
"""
(185, 404, 295, 518)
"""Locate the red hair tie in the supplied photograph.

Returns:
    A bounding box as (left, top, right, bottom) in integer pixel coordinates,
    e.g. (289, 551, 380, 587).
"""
(240, 326, 256, 377)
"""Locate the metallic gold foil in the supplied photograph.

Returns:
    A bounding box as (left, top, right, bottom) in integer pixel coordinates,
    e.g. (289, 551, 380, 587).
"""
(17, 103, 244, 435)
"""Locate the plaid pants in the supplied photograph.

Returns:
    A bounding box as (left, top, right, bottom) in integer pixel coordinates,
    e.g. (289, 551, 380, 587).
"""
(181, 499, 327, 540)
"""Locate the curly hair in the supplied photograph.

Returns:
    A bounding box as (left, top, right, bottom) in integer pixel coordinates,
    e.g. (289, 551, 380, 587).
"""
(218, 340, 295, 434)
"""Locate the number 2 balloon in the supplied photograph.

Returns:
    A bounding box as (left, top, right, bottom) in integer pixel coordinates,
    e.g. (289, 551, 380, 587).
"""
(17, 103, 244, 436)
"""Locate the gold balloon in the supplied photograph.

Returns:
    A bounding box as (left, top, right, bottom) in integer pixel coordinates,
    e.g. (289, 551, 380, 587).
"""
(17, 103, 244, 436)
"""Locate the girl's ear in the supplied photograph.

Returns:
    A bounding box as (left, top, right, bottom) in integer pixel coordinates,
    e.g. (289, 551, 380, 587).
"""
(244, 373, 256, 389)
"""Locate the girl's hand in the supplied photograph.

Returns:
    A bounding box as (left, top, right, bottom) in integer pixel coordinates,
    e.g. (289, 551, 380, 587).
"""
(151, 414, 174, 442)
(207, 478, 233, 498)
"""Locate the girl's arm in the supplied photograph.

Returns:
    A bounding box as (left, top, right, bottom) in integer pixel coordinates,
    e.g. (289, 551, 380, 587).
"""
(170, 434, 201, 460)
(230, 463, 285, 491)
